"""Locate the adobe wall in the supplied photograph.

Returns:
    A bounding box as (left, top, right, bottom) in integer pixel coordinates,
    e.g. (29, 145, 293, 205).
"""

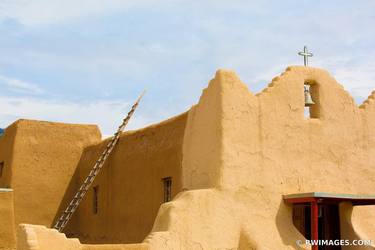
(339, 202, 374, 250)
(6, 67, 375, 250)
(145, 67, 375, 249)
(0, 189, 16, 250)
(7, 119, 101, 229)
(73, 112, 188, 244)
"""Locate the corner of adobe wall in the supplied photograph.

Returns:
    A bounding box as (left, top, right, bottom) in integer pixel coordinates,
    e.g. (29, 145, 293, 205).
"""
(181, 69, 227, 190)
(218, 69, 260, 189)
(182, 68, 260, 190)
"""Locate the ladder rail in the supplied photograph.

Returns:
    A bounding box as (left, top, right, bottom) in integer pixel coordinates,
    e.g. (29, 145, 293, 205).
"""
(53, 91, 145, 232)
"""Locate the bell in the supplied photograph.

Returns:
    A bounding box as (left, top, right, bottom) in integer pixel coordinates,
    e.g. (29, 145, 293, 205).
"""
(304, 85, 315, 107)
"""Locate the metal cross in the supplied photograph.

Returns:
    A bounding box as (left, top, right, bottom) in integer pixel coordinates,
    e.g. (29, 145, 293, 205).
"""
(298, 46, 313, 66)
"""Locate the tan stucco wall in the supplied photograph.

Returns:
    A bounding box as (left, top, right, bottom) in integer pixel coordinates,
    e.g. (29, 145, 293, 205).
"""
(74, 113, 187, 244)
(4, 119, 101, 230)
(339, 202, 375, 250)
(0, 189, 16, 250)
(81, 244, 149, 250)
(182, 78, 223, 189)
(145, 67, 375, 249)
(3, 66, 375, 250)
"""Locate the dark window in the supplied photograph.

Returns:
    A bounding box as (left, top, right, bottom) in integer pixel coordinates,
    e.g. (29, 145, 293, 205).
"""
(162, 177, 172, 202)
(93, 185, 99, 214)
(0, 162, 4, 178)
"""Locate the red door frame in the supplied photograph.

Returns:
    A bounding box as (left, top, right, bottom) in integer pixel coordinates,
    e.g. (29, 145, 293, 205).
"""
(284, 197, 319, 249)
(285, 193, 375, 250)
(311, 200, 319, 250)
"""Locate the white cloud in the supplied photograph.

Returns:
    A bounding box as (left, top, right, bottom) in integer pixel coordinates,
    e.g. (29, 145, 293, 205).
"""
(0, 0, 162, 26)
(0, 75, 44, 94)
(0, 96, 152, 134)
(314, 57, 375, 104)
(332, 68, 375, 103)
(0, 0, 373, 130)
(0, 0, 268, 26)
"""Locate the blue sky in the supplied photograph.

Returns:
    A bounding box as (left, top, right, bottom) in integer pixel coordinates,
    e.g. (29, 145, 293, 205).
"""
(0, 0, 374, 135)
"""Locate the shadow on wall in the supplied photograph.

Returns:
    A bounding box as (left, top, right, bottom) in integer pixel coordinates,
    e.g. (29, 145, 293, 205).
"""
(275, 200, 307, 250)
(238, 229, 257, 250)
(52, 148, 86, 237)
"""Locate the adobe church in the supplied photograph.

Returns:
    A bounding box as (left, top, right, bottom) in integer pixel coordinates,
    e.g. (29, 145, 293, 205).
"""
(0, 65, 374, 250)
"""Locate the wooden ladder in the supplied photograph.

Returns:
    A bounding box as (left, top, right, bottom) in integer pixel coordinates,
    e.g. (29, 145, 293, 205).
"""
(53, 91, 145, 232)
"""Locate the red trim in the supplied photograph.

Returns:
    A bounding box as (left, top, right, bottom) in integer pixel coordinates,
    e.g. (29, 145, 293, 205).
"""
(284, 196, 375, 205)
(311, 201, 319, 250)
(284, 197, 317, 204)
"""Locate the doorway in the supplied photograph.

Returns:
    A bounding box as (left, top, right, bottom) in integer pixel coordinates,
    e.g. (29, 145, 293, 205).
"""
(293, 203, 341, 250)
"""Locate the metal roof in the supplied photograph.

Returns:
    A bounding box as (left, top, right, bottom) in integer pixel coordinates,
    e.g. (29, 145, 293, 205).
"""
(283, 192, 375, 205)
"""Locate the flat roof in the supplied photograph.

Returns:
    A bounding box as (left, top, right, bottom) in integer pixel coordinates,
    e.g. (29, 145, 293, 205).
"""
(283, 192, 375, 206)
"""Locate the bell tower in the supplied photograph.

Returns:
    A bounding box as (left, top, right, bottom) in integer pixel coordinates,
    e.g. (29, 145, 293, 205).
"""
(304, 81, 319, 119)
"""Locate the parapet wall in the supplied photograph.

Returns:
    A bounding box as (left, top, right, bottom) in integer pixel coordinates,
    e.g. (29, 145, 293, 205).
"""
(182, 66, 375, 192)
